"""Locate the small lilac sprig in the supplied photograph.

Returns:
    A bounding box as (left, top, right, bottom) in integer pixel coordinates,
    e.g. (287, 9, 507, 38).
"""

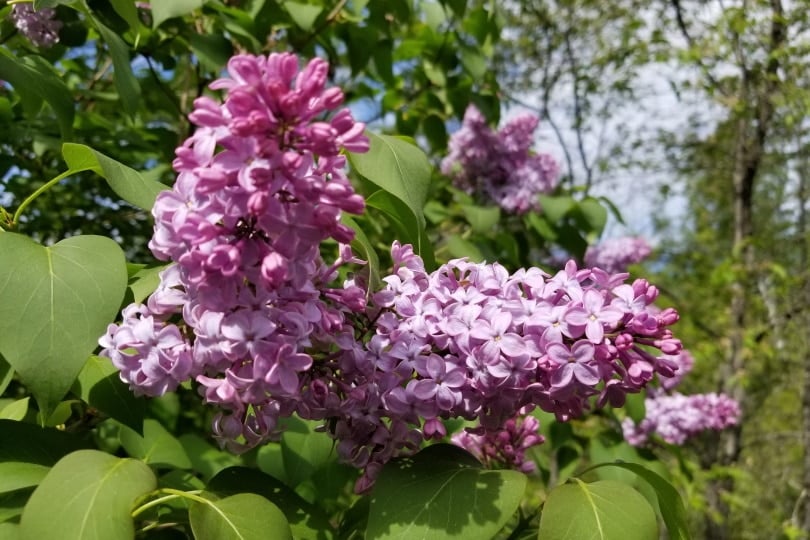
(441, 105, 559, 214)
(10, 4, 62, 48)
(584, 236, 652, 274)
(452, 411, 544, 473)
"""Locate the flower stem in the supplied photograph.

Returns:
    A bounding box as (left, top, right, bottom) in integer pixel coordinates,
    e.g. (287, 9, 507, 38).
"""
(11, 169, 74, 226)
(131, 488, 205, 519)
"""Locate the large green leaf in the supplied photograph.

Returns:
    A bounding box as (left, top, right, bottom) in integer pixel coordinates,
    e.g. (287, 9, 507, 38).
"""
(348, 132, 431, 234)
(0, 50, 74, 138)
(584, 462, 690, 540)
(278, 417, 337, 488)
(366, 444, 526, 540)
(118, 419, 192, 469)
(189, 493, 292, 540)
(207, 467, 334, 540)
(537, 479, 658, 540)
(0, 234, 128, 416)
(20, 450, 157, 540)
(151, 0, 205, 28)
(62, 143, 166, 211)
(0, 354, 12, 396)
(73, 356, 145, 433)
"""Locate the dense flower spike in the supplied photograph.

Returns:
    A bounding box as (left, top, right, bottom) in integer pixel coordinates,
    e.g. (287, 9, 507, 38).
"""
(441, 105, 559, 213)
(584, 236, 652, 274)
(622, 391, 740, 446)
(10, 4, 61, 48)
(101, 52, 684, 492)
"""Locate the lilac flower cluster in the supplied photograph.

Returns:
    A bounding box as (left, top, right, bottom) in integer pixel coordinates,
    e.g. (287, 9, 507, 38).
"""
(10, 4, 61, 48)
(452, 411, 544, 473)
(584, 236, 652, 274)
(622, 391, 740, 446)
(99, 52, 686, 491)
(100, 52, 369, 451)
(310, 249, 683, 489)
(622, 348, 739, 446)
(440, 105, 559, 214)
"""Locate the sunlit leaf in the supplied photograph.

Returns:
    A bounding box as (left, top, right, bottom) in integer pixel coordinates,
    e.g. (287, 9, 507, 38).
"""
(118, 419, 192, 469)
(20, 450, 156, 540)
(189, 493, 292, 540)
(0, 234, 127, 416)
(151, 0, 205, 28)
(538, 479, 658, 540)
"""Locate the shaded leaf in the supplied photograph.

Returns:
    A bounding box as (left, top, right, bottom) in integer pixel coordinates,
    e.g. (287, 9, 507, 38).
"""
(127, 263, 169, 304)
(366, 444, 526, 540)
(152, 0, 205, 28)
(0, 234, 127, 416)
(20, 450, 157, 540)
(91, 17, 141, 116)
(0, 463, 50, 494)
(537, 479, 658, 540)
(0, 49, 74, 138)
(207, 466, 334, 540)
(119, 419, 192, 469)
(0, 354, 12, 396)
(73, 356, 145, 433)
(189, 493, 292, 540)
(178, 433, 242, 481)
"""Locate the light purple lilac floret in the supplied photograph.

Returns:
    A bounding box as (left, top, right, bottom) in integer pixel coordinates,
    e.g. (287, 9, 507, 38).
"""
(622, 391, 740, 446)
(441, 105, 559, 214)
(99, 52, 685, 492)
(10, 4, 61, 48)
(584, 236, 652, 274)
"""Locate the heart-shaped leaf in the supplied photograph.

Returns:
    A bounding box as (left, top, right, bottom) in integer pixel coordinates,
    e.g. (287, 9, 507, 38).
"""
(366, 444, 526, 540)
(537, 479, 658, 540)
(20, 450, 157, 540)
(189, 493, 292, 540)
(0, 233, 128, 416)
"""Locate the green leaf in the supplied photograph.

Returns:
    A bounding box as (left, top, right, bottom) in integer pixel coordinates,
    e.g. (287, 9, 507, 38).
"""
(278, 417, 336, 488)
(110, 0, 143, 32)
(0, 522, 20, 539)
(62, 143, 166, 211)
(0, 491, 30, 524)
(0, 234, 127, 416)
(584, 462, 690, 540)
(461, 205, 500, 234)
(178, 434, 242, 481)
(537, 479, 658, 540)
(342, 215, 382, 294)
(538, 195, 576, 224)
(118, 419, 192, 469)
(207, 466, 334, 540)
(91, 17, 141, 116)
(151, 0, 205, 28)
(623, 393, 647, 425)
(0, 50, 74, 138)
(0, 397, 29, 421)
(20, 450, 157, 540)
(127, 263, 169, 304)
(0, 354, 13, 396)
(189, 493, 292, 540)
(575, 198, 609, 235)
(366, 444, 526, 540)
(0, 463, 50, 494)
(283, 1, 322, 31)
(73, 356, 145, 433)
(446, 235, 484, 262)
(189, 33, 234, 72)
(348, 132, 432, 233)
(0, 419, 93, 466)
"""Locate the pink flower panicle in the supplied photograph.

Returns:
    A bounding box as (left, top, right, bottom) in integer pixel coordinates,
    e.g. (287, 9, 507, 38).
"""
(622, 391, 740, 446)
(100, 53, 684, 492)
(584, 236, 652, 274)
(441, 105, 559, 214)
(101, 51, 369, 453)
(10, 4, 61, 48)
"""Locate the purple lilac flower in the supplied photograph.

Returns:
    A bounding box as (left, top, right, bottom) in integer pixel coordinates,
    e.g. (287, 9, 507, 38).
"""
(584, 236, 652, 274)
(622, 391, 740, 446)
(101, 52, 369, 455)
(10, 4, 61, 48)
(452, 411, 545, 473)
(441, 105, 560, 214)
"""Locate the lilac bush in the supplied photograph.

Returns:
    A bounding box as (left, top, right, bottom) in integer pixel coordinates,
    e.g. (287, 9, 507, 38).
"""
(10, 3, 61, 48)
(440, 105, 559, 214)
